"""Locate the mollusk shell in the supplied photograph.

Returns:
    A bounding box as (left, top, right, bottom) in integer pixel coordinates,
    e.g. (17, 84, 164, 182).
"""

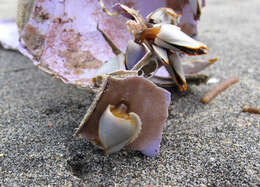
(15, 0, 166, 89)
(10, 0, 205, 89)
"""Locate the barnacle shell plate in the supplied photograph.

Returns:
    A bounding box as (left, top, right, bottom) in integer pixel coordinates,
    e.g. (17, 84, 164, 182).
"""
(154, 24, 207, 51)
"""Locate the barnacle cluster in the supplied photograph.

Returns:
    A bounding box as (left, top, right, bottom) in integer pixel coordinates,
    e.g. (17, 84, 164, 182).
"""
(10, 0, 216, 157)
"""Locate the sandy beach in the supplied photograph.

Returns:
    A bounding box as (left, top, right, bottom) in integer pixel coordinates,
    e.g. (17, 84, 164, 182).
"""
(0, 0, 259, 185)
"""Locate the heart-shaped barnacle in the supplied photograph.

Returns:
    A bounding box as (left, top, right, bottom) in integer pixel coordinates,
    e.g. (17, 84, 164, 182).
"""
(98, 102, 142, 154)
(74, 75, 171, 157)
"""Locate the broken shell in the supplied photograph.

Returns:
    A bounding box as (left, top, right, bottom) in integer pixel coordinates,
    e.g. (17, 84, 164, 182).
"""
(155, 57, 217, 78)
(153, 24, 208, 55)
(183, 58, 218, 74)
(95, 53, 126, 76)
(74, 75, 170, 157)
(178, 1, 200, 37)
(98, 103, 142, 154)
(15, 0, 168, 89)
(0, 1, 207, 89)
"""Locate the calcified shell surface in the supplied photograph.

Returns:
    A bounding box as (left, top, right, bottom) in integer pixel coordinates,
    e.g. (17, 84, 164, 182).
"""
(18, 0, 167, 87)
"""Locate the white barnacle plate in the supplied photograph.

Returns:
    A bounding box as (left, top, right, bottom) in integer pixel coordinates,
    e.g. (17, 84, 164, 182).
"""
(98, 104, 142, 154)
(153, 24, 208, 55)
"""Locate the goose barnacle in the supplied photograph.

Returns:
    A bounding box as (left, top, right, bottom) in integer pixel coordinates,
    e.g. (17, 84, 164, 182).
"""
(98, 102, 142, 154)
(137, 24, 208, 55)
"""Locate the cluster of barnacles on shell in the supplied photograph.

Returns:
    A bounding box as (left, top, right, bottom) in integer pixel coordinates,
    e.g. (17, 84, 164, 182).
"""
(74, 1, 216, 156)
(94, 3, 209, 91)
(0, 0, 217, 157)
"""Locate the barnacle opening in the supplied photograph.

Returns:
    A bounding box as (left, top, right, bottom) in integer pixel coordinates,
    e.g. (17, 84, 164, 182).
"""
(110, 101, 131, 120)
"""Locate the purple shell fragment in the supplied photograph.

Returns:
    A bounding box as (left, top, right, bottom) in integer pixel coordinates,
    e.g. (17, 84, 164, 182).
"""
(155, 58, 218, 78)
(140, 137, 162, 157)
(75, 76, 171, 156)
(14, 0, 170, 88)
